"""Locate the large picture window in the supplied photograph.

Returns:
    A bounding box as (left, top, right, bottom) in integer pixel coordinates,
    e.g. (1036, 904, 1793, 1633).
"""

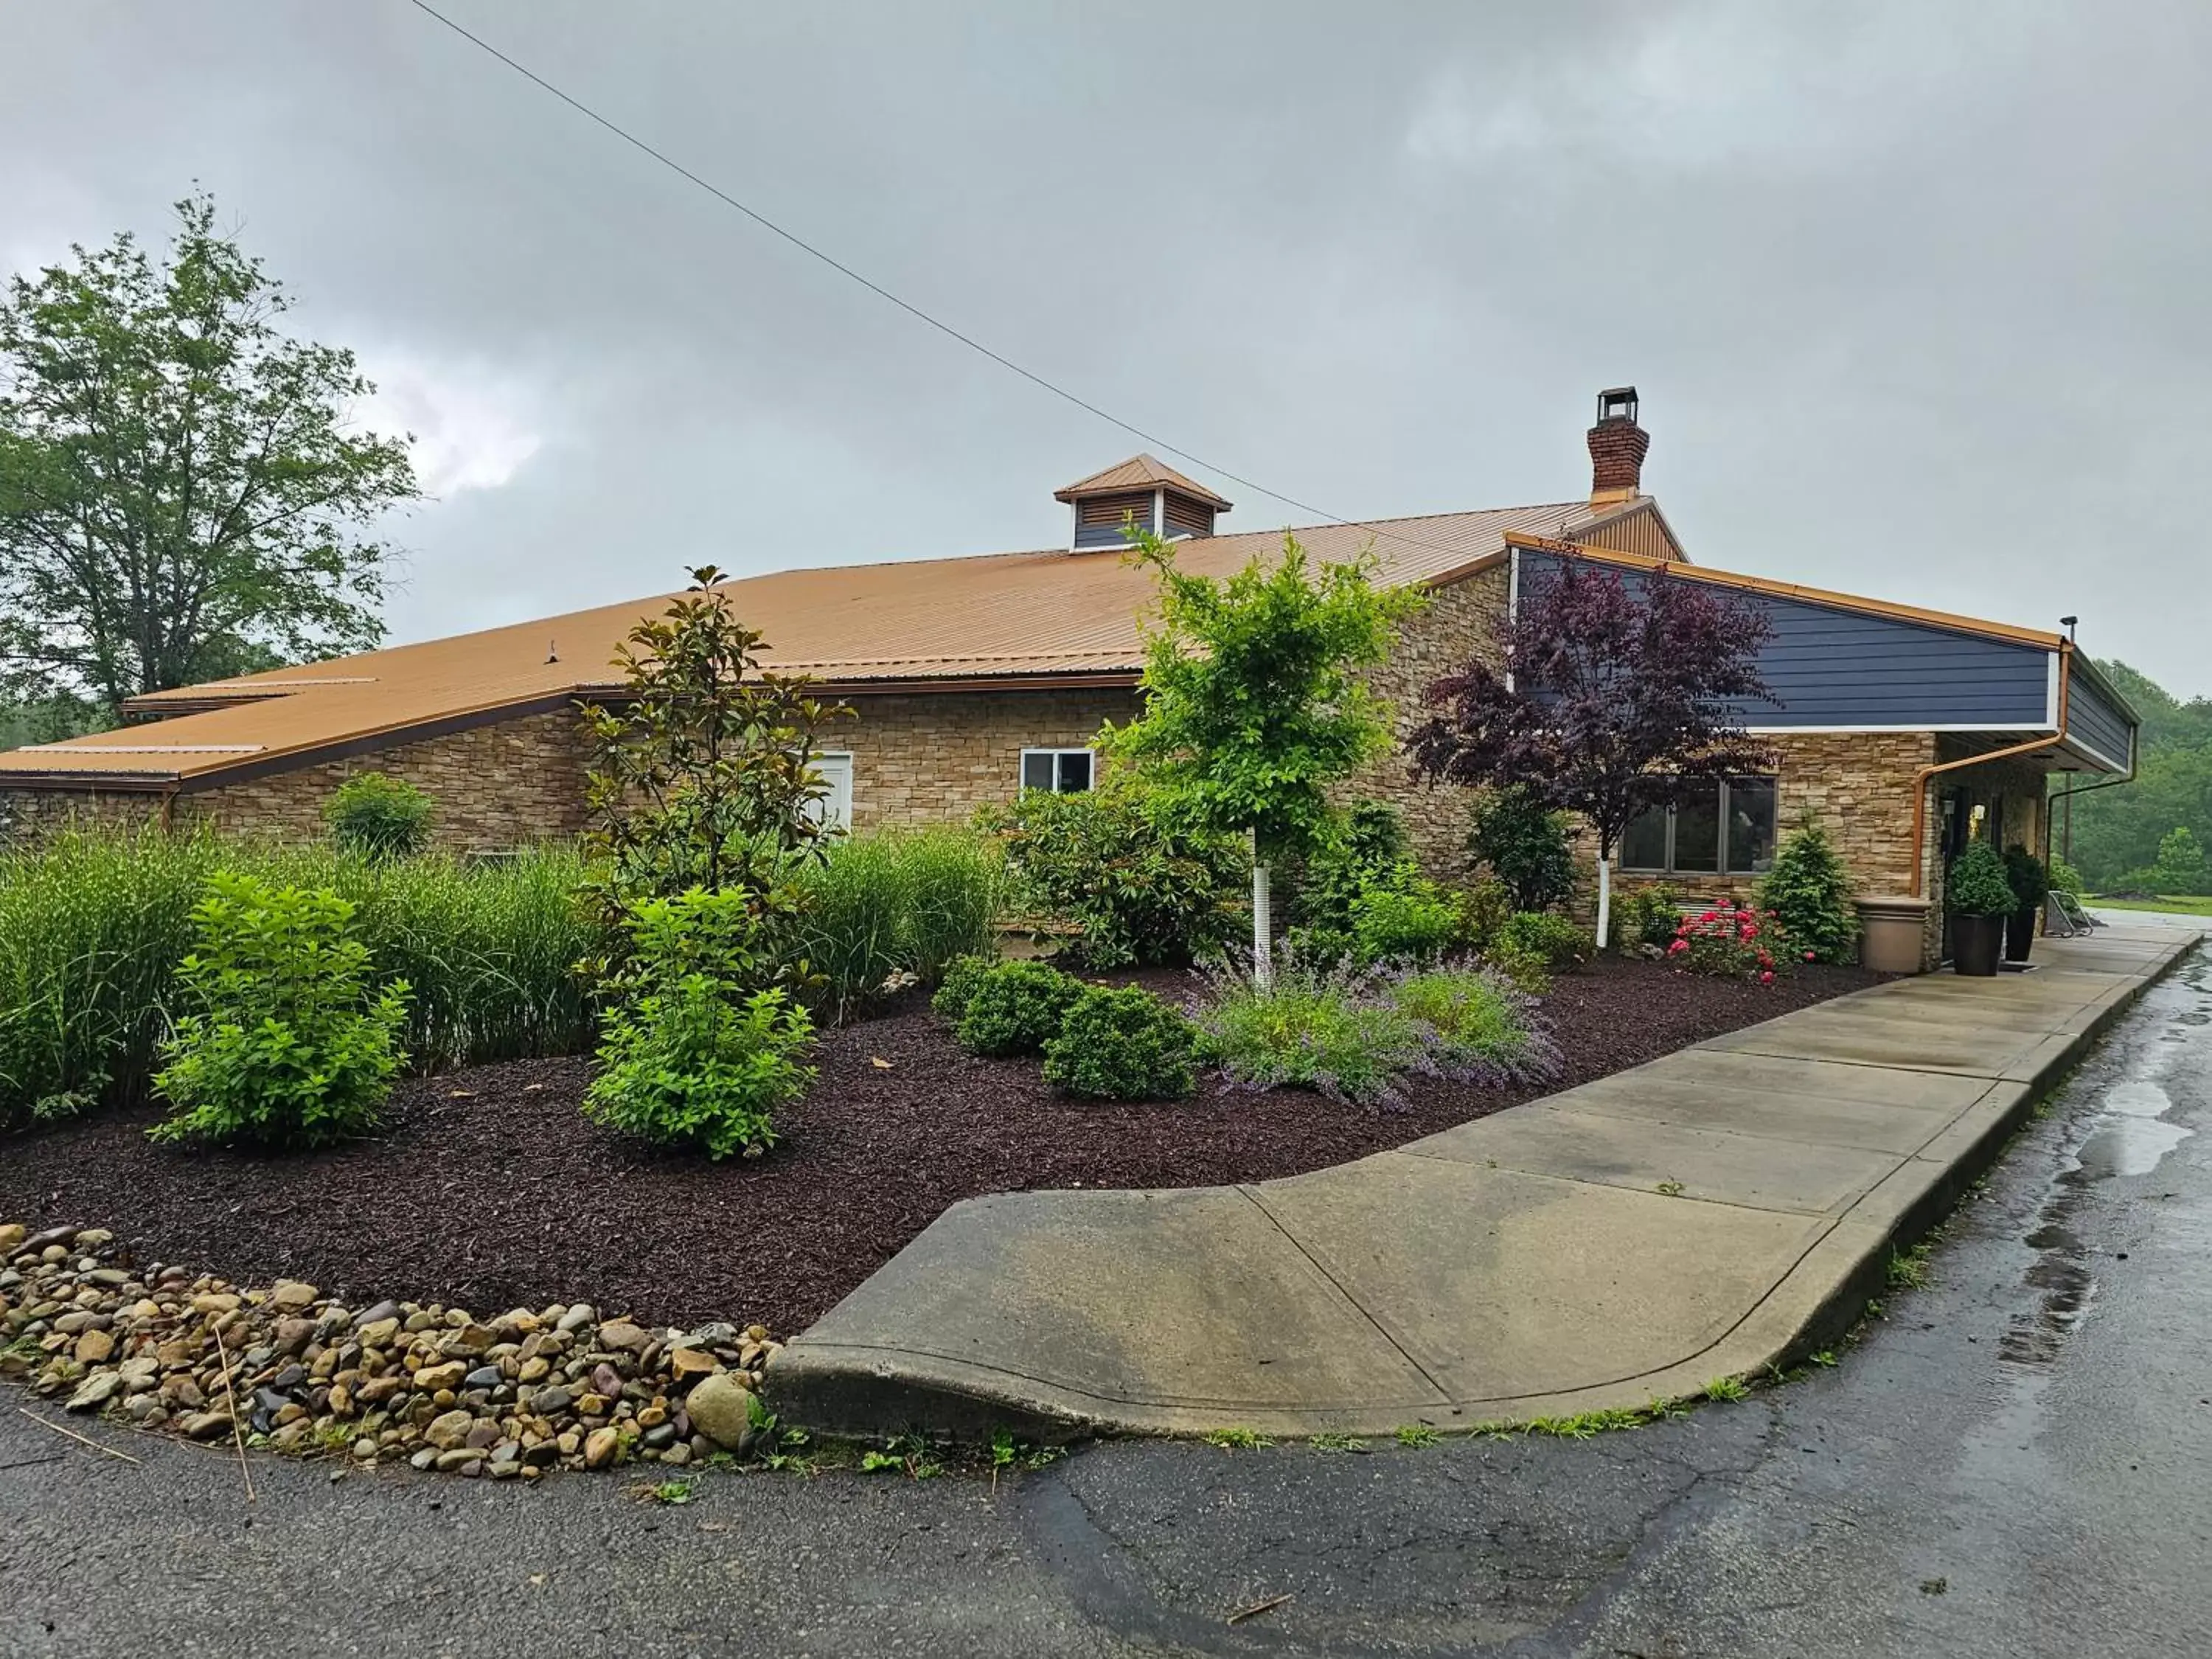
(1621, 778, 1777, 876)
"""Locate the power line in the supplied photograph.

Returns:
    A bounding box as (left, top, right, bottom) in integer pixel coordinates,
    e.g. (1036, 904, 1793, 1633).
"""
(402, 0, 1504, 554)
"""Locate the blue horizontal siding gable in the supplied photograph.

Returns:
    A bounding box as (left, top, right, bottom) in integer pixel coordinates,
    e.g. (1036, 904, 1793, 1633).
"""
(1517, 549, 2055, 731)
(2065, 672, 2133, 768)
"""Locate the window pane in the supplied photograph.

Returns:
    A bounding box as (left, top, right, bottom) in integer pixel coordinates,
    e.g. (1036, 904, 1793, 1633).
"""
(1621, 804, 1669, 871)
(1672, 782, 1722, 873)
(1725, 778, 1778, 874)
(1057, 751, 1093, 793)
(1021, 752, 1054, 792)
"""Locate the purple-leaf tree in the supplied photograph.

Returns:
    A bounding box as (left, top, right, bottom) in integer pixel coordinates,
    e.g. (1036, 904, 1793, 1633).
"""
(1408, 556, 1780, 948)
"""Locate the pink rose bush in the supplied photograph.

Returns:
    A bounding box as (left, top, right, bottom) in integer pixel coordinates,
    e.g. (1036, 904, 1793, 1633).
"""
(1670, 905, 1799, 983)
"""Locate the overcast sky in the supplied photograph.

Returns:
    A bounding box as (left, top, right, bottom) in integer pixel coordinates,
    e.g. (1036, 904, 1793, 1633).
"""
(5, 1, 2208, 692)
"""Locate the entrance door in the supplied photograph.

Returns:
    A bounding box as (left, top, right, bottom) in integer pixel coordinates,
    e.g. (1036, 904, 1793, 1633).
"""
(1938, 785, 1981, 963)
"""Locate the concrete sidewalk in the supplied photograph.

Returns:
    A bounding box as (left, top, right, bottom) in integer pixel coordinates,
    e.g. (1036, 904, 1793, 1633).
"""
(768, 924, 2197, 1440)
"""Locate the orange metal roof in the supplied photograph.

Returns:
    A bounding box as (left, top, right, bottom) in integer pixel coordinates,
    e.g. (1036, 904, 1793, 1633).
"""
(4, 499, 1618, 786)
(1051, 454, 1234, 509)
(1503, 532, 2069, 651)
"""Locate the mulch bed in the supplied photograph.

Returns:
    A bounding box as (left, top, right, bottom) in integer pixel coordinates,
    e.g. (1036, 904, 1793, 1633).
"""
(0, 958, 1877, 1335)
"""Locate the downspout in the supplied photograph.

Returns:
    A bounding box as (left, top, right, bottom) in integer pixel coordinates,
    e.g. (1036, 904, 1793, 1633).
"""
(2044, 716, 2138, 864)
(1907, 647, 2071, 897)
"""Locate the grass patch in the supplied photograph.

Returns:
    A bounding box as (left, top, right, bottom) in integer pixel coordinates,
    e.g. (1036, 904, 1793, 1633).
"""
(1203, 1427, 1273, 1450)
(1306, 1432, 1367, 1453)
(2086, 893, 2212, 917)
(1393, 1424, 1441, 1447)
(1887, 1239, 1934, 1291)
(1701, 1376, 1750, 1403)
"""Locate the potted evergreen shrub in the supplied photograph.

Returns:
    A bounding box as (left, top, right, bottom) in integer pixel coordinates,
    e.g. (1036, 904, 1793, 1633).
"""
(1946, 841, 2016, 977)
(2001, 843, 2048, 963)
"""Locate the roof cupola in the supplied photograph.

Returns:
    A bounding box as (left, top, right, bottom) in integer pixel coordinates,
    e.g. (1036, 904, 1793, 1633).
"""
(1054, 454, 1232, 550)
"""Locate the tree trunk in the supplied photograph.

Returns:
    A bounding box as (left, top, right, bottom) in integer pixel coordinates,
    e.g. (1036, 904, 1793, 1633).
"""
(1252, 858, 1273, 989)
(1595, 844, 1613, 951)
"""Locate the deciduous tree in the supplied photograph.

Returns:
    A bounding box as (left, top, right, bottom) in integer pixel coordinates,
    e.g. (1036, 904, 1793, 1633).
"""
(0, 192, 418, 714)
(1103, 529, 1425, 980)
(1409, 556, 1777, 947)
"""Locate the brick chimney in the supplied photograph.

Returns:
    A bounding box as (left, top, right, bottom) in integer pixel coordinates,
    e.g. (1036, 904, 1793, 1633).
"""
(1587, 386, 1648, 507)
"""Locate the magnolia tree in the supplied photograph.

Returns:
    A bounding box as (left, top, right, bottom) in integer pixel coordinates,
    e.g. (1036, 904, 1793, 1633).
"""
(1105, 528, 1425, 983)
(1408, 557, 1777, 947)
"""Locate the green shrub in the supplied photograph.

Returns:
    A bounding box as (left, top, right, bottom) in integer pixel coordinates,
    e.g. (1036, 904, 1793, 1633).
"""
(1042, 985, 1199, 1101)
(1618, 883, 1684, 952)
(953, 959, 1084, 1057)
(791, 829, 1002, 1021)
(1193, 954, 1427, 1107)
(150, 874, 411, 1148)
(2002, 844, 2049, 912)
(1457, 877, 1513, 951)
(1946, 841, 2016, 917)
(2048, 857, 2085, 897)
(1753, 824, 1859, 964)
(1467, 786, 1578, 912)
(324, 772, 436, 860)
(582, 888, 814, 1159)
(1668, 903, 1795, 981)
(1348, 878, 1463, 964)
(980, 782, 1246, 967)
(1489, 911, 1589, 989)
(931, 953, 995, 1023)
(1390, 965, 1562, 1083)
(0, 830, 603, 1130)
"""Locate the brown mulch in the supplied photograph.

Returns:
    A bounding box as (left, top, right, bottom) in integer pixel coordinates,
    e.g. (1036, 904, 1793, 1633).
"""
(0, 958, 1877, 1334)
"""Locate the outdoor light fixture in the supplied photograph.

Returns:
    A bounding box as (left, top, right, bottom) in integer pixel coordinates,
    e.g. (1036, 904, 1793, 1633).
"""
(2059, 615, 2079, 641)
(1596, 386, 1639, 425)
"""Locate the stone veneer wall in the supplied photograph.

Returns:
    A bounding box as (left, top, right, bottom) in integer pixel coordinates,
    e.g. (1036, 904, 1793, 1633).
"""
(1340, 563, 1510, 881)
(1, 689, 1145, 852)
(832, 686, 1142, 832)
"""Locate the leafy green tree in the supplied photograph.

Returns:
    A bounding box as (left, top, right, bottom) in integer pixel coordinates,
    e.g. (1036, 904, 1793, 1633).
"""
(0, 192, 418, 714)
(580, 566, 851, 978)
(2156, 824, 2204, 879)
(1103, 529, 1425, 981)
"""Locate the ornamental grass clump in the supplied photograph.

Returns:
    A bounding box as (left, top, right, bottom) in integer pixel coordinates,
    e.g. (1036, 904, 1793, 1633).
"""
(323, 771, 436, 860)
(1041, 984, 1200, 1101)
(150, 873, 411, 1148)
(1667, 904, 1796, 983)
(1486, 910, 1590, 991)
(583, 888, 814, 1161)
(791, 828, 1002, 1021)
(0, 829, 605, 1131)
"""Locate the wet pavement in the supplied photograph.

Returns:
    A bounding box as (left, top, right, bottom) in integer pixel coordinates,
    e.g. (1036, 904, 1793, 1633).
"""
(1, 945, 2206, 1658)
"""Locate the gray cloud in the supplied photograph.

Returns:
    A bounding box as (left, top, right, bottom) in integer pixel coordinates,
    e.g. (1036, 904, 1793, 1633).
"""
(4, 0, 2206, 689)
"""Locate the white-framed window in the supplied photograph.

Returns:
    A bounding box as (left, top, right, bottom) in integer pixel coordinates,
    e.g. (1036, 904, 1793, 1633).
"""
(1620, 777, 1778, 875)
(1020, 748, 1094, 794)
(807, 752, 854, 830)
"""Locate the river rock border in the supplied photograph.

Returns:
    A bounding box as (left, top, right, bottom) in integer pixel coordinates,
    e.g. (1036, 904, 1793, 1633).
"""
(0, 1222, 777, 1478)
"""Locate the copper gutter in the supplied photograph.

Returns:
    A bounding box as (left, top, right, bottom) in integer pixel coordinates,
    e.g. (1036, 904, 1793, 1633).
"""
(1907, 646, 2072, 897)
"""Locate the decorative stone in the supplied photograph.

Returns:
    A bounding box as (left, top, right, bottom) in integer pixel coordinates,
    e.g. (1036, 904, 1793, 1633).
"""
(270, 1281, 320, 1310)
(667, 1346, 721, 1383)
(179, 1411, 234, 1440)
(412, 1360, 467, 1394)
(65, 1370, 122, 1412)
(583, 1427, 621, 1469)
(423, 1409, 476, 1451)
(682, 1372, 755, 1450)
(596, 1319, 648, 1353)
(72, 1328, 115, 1365)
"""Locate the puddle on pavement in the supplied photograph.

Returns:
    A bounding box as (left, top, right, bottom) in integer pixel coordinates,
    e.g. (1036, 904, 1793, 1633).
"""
(1997, 972, 2205, 1371)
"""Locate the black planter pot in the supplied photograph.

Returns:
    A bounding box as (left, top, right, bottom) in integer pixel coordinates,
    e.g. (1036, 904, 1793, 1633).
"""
(2004, 905, 2038, 963)
(1952, 913, 2006, 977)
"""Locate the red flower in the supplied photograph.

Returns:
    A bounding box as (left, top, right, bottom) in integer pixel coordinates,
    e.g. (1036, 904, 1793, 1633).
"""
(1759, 970, 1775, 984)
(1803, 949, 1816, 961)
